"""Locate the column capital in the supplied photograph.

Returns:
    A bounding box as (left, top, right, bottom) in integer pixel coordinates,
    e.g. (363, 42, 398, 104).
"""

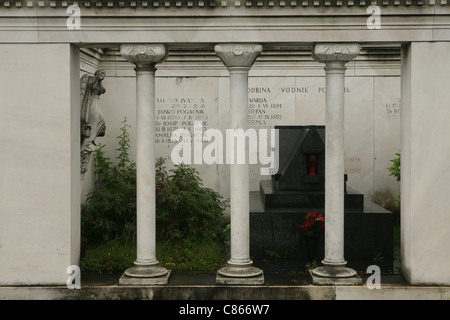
(215, 43, 262, 69)
(120, 44, 168, 71)
(312, 43, 360, 63)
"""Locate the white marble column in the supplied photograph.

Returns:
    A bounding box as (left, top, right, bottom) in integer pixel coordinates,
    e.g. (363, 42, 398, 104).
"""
(119, 44, 170, 285)
(215, 43, 264, 284)
(310, 44, 361, 283)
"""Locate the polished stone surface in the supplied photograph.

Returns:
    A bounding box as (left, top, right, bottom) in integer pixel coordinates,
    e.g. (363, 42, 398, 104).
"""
(260, 180, 364, 210)
(249, 190, 394, 272)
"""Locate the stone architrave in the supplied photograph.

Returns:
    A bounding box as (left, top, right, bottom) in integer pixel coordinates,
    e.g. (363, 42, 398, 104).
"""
(310, 43, 362, 284)
(119, 44, 170, 285)
(215, 43, 264, 284)
(80, 69, 107, 174)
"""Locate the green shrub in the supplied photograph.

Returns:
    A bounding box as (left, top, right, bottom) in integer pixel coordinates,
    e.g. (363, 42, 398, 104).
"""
(155, 157, 230, 245)
(387, 152, 401, 207)
(81, 117, 229, 248)
(81, 118, 137, 244)
(388, 152, 401, 182)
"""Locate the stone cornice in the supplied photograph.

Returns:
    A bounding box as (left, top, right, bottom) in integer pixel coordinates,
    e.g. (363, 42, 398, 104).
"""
(0, 1, 449, 44)
(0, 0, 447, 8)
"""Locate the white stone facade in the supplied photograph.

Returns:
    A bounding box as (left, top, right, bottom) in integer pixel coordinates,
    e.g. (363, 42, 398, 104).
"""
(0, 1, 449, 285)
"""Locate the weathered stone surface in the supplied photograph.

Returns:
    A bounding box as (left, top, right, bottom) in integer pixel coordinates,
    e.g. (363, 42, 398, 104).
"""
(80, 69, 107, 175)
(312, 44, 360, 62)
(215, 42, 264, 284)
(215, 43, 262, 69)
(120, 44, 167, 69)
(119, 270, 171, 285)
(216, 272, 265, 285)
(309, 270, 362, 286)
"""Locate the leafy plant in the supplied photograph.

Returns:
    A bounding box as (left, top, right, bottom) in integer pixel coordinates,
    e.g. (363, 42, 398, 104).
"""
(388, 152, 401, 207)
(155, 158, 230, 246)
(388, 152, 401, 182)
(372, 252, 385, 265)
(80, 239, 227, 274)
(116, 117, 135, 173)
(81, 117, 137, 245)
(81, 117, 229, 249)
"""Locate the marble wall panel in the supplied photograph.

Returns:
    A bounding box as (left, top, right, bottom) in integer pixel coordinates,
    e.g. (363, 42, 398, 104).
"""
(294, 76, 375, 197)
(401, 42, 450, 285)
(373, 76, 401, 200)
(217, 77, 231, 206)
(99, 75, 137, 155)
(0, 44, 80, 285)
(99, 76, 221, 192)
(247, 77, 297, 191)
(343, 77, 374, 197)
(295, 76, 326, 125)
(155, 77, 220, 192)
(99, 74, 401, 206)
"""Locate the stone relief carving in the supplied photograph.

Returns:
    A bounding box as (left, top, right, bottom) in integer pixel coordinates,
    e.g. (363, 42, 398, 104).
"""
(215, 43, 263, 68)
(120, 44, 168, 68)
(312, 43, 360, 62)
(80, 69, 107, 174)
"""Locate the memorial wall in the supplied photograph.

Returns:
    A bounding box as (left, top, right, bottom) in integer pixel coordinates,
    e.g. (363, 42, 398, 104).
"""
(81, 48, 401, 209)
(1, 0, 448, 287)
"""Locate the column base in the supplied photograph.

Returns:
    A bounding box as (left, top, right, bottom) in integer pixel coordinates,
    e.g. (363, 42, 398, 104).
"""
(119, 265, 171, 285)
(216, 263, 264, 285)
(310, 265, 362, 285)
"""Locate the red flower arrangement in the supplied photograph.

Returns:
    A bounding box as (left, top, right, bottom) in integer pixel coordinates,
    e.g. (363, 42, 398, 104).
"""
(299, 212, 325, 237)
